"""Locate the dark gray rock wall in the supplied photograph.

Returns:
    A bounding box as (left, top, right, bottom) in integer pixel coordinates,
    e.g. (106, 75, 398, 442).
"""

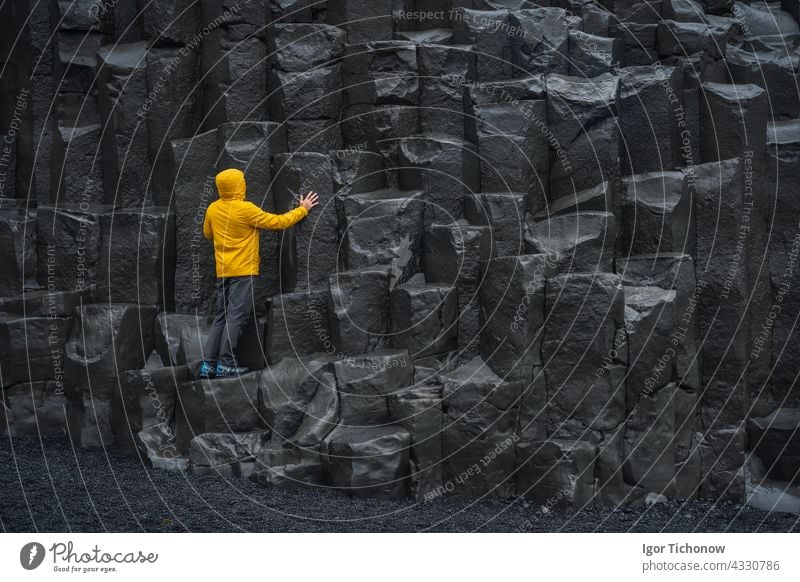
(2, 0, 797, 508)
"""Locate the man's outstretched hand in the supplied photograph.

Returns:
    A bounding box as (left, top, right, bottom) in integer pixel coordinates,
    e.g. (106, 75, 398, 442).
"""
(299, 191, 319, 211)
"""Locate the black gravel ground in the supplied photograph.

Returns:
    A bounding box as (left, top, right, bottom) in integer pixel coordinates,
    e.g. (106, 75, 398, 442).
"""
(2, 435, 798, 533)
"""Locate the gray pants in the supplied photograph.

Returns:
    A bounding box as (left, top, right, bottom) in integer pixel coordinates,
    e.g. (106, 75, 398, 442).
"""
(203, 275, 254, 367)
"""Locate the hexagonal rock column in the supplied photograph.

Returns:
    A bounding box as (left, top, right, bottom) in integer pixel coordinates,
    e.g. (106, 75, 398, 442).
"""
(624, 381, 678, 497)
(726, 45, 799, 118)
(700, 82, 767, 167)
(169, 129, 219, 314)
(543, 273, 627, 436)
(0, 209, 36, 296)
(217, 121, 288, 305)
(765, 120, 800, 412)
(333, 350, 413, 425)
(748, 408, 800, 485)
(545, 73, 621, 202)
(260, 355, 339, 446)
(515, 439, 596, 511)
(266, 290, 331, 364)
(342, 39, 419, 105)
(452, 8, 512, 81)
(249, 441, 324, 488)
(273, 152, 338, 292)
(0, 313, 73, 387)
(619, 65, 683, 175)
(479, 254, 557, 383)
(341, 105, 420, 186)
(200, 7, 268, 130)
(139, 0, 199, 45)
(609, 0, 664, 65)
(321, 425, 411, 499)
(328, 268, 392, 354)
(569, 30, 623, 77)
(423, 222, 491, 359)
(331, 149, 386, 200)
(417, 44, 476, 140)
(327, 0, 394, 42)
(464, 192, 526, 257)
(1, 380, 67, 437)
(388, 382, 444, 501)
(692, 158, 750, 428)
(617, 253, 702, 390)
(624, 285, 678, 411)
(96, 41, 152, 207)
(509, 7, 575, 76)
(620, 171, 694, 256)
(524, 211, 615, 274)
(189, 431, 270, 478)
(699, 422, 746, 503)
(153, 312, 214, 368)
(339, 188, 426, 285)
(398, 136, 477, 223)
(390, 281, 458, 359)
(111, 365, 189, 456)
(175, 371, 264, 453)
(64, 303, 156, 447)
(466, 78, 549, 212)
(144, 44, 203, 206)
(97, 207, 176, 307)
(439, 356, 521, 499)
(35, 204, 111, 292)
(52, 123, 104, 205)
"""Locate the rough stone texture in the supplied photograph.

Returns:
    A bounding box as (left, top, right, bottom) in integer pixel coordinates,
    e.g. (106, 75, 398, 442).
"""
(543, 273, 627, 435)
(545, 73, 620, 201)
(97, 207, 176, 307)
(260, 355, 338, 445)
(525, 212, 615, 274)
(398, 135, 478, 225)
(388, 383, 443, 501)
(96, 42, 151, 207)
(111, 365, 189, 456)
(464, 192, 526, 257)
(440, 357, 520, 498)
(169, 129, 218, 314)
(748, 408, 800, 485)
(175, 372, 264, 453)
(4, 0, 799, 506)
(333, 350, 413, 425)
(516, 439, 596, 510)
(321, 425, 411, 498)
(620, 171, 694, 256)
(273, 152, 338, 292)
(417, 44, 475, 139)
(36, 204, 111, 292)
(339, 188, 426, 285)
(479, 254, 556, 383)
(390, 282, 458, 358)
(266, 290, 331, 364)
(1, 380, 68, 437)
(452, 8, 512, 81)
(328, 268, 392, 354)
(64, 304, 156, 447)
(0, 209, 36, 296)
(619, 65, 682, 175)
(423, 222, 491, 359)
(624, 286, 678, 410)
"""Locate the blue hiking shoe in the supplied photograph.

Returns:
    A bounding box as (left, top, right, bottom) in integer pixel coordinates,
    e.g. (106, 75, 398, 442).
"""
(199, 361, 216, 379)
(215, 362, 250, 378)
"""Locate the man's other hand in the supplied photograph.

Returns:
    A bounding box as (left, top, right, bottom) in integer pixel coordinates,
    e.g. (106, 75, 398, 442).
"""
(299, 191, 320, 211)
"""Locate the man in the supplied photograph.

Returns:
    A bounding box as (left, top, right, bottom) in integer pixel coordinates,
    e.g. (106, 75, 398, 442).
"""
(200, 168, 319, 378)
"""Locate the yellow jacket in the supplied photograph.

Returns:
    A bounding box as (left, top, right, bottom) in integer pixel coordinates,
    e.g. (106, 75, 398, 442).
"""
(203, 168, 309, 278)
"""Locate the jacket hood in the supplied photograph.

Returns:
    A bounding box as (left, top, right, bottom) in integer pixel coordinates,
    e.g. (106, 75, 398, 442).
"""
(215, 168, 247, 200)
